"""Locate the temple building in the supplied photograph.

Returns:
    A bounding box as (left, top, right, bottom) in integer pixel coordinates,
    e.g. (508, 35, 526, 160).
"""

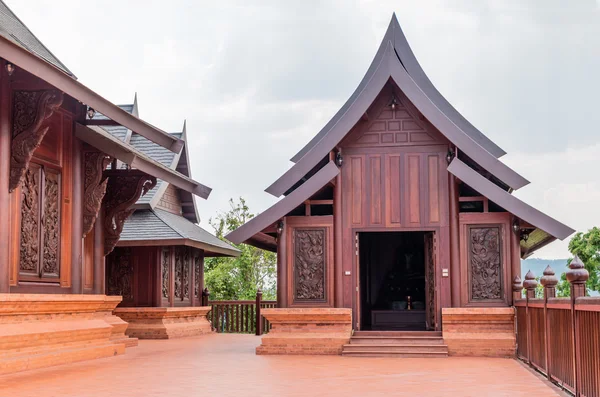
(226, 14, 575, 356)
(0, 1, 229, 373)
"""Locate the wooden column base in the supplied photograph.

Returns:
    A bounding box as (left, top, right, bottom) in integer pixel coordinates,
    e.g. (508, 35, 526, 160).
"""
(256, 308, 352, 355)
(0, 294, 129, 375)
(113, 307, 212, 339)
(442, 307, 516, 357)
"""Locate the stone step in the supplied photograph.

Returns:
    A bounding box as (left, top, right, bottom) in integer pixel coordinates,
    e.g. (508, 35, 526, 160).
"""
(343, 344, 448, 353)
(342, 350, 448, 358)
(350, 336, 445, 345)
(353, 331, 442, 337)
(0, 341, 125, 375)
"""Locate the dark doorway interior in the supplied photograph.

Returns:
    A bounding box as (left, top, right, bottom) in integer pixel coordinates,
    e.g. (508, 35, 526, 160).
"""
(359, 231, 433, 331)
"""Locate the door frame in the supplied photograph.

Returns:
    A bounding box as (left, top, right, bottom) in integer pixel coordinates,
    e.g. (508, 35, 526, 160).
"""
(353, 227, 441, 331)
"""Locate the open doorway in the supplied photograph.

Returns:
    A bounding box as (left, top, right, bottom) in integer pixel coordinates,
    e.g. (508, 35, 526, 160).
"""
(358, 231, 435, 331)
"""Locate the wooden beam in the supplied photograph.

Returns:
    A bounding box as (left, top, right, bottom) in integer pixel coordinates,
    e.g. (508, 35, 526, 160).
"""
(83, 119, 120, 126)
(458, 196, 485, 202)
(307, 199, 334, 206)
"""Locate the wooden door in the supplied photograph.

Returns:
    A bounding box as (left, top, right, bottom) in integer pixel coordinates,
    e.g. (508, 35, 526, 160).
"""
(355, 232, 360, 330)
(424, 232, 436, 330)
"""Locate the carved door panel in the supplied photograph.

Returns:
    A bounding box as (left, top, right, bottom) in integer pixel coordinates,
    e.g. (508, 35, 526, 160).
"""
(424, 232, 436, 330)
(19, 161, 61, 281)
(468, 225, 504, 302)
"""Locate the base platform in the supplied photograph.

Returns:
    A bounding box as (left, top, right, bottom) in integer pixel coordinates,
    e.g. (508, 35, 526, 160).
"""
(114, 307, 212, 339)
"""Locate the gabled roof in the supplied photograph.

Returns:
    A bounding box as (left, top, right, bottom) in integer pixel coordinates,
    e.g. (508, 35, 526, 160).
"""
(267, 14, 528, 197)
(118, 209, 240, 257)
(226, 161, 340, 249)
(0, 0, 73, 77)
(448, 158, 574, 258)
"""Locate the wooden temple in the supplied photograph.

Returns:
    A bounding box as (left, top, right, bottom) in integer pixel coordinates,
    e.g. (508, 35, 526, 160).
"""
(227, 14, 575, 357)
(0, 1, 232, 374)
(96, 100, 239, 338)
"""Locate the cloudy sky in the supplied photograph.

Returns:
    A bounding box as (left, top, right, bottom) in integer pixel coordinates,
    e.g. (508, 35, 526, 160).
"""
(8, 0, 600, 259)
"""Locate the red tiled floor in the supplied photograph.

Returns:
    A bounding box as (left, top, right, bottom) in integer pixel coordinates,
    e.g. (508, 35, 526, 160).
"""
(0, 334, 562, 397)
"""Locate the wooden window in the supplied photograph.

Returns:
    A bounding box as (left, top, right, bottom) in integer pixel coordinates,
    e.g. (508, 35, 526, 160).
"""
(19, 161, 61, 281)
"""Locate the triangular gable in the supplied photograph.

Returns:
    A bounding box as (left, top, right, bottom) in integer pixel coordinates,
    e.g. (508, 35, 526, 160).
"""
(291, 14, 505, 163)
(265, 37, 529, 197)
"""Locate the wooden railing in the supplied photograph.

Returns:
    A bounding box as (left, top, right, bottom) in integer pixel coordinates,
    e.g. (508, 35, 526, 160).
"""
(514, 257, 599, 397)
(204, 289, 277, 335)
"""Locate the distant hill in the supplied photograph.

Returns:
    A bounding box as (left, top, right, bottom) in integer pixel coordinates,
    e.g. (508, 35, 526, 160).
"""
(521, 258, 569, 279)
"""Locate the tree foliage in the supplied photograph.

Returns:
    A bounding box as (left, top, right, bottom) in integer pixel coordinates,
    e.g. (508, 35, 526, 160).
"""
(556, 227, 600, 297)
(204, 198, 277, 301)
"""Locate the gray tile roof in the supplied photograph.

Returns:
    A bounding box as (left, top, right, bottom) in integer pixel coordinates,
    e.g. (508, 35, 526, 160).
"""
(120, 209, 239, 256)
(92, 104, 134, 142)
(0, 1, 74, 77)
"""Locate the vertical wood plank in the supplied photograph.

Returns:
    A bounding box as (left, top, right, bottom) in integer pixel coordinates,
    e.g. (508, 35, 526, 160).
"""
(369, 156, 382, 225)
(83, 226, 94, 290)
(428, 155, 440, 224)
(387, 154, 402, 225)
(449, 174, 460, 307)
(334, 172, 343, 308)
(351, 157, 362, 225)
(93, 206, 105, 295)
(407, 155, 420, 224)
(60, 114, 73, 288)
(0, 66, 10, 292)
(70, 136, 82, 292)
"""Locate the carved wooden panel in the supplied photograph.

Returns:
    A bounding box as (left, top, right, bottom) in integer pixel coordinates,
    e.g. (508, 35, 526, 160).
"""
(174, 248, 183, 299)
(103, 171, 156, 255)
(293, 229, 327, 302)
(10, 90, 63, 192)
(468, 226, 503, 301)
(161, 248, 169, 300)
(42, 168, 60, 277)
(82, 150, 110, 237)
(106, 247, 134, 302)
(424, 233, 436, 330)
(183, 248, 190, 299)
(194, 253, 200, 298)
(19, 164, 41, 276)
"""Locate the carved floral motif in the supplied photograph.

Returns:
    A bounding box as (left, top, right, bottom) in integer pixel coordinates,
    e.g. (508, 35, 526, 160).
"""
(183, 248, 190, 299)
(162, 249, 169, 300)
(425, 234, 435, 330)
(103, 171, 156, 255)
(42, 170, 60, 276)
(469, 227, 503, 301)
(174, 248, 182, 299)
(294, 229, 326, 301)
(194, 253, 200, 298)
(10, 90, 63, 192)
(19, 166, 41, 274)
(82, 151, 111, 237)
(107, 248, 133, 302)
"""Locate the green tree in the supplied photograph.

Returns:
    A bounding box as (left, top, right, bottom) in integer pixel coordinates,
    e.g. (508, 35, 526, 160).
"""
(204, 198, 277, 301)
(556, 227, 600, 297)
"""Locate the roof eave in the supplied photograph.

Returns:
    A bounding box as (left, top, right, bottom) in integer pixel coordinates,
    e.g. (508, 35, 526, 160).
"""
(0, 35, 183, 153)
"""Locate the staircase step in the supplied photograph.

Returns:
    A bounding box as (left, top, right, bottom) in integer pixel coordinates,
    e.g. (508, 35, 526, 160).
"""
(353, 331, 442, 337)
(342, 350, 448, 358)
(350, 336, 445, 345)
(343, 344, 448, 353)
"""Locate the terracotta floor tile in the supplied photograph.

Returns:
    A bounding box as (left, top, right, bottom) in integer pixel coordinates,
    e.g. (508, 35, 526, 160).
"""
(0, 334, 562, 397)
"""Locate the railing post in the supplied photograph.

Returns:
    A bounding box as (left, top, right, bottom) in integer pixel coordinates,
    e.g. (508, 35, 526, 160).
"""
(202, 287, 209, 307)
(255, 289, 263, 336)
(541, 265, 557, 380)
(523, 270, 538, 366)
(512, 275, 523, 303)
(566, 256, 589, 397)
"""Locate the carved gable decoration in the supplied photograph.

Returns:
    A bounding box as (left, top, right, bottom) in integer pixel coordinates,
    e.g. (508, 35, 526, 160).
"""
(103, 170, 156, 255)
(293, 229, 327, 302)
(10, 90, 63, 192)
(82, 150, 111, 238)
(344, 86, 444, 149)
(468, 226, 503, 301)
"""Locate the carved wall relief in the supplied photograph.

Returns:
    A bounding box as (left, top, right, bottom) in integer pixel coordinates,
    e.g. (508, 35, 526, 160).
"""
(194, 253, 200, 298)
(183, 248, 190, 299)
(424, 233, 436, 330)
(293, 229, 326, 301)
(10, 90, 63, 192)
(18, 162, 61, 279)
(82, 150, 111, 237)
(469, 226, 503, 301)
(103, 171, 156, 255)
(106, 247, 134, 302)
(174, 248, 183, 299)
(161, 248, 169, 300)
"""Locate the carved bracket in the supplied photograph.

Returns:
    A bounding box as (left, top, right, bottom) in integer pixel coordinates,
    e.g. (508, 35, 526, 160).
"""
(103, 170, 156, 255)
(9, 90, 64, 192)
(82, 150, 111, 238)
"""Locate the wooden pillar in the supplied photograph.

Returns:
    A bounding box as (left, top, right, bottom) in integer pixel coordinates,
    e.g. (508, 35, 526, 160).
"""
(255, 289, 262, 336)
(448, 173, 460, 307)
(92, 205, 105, 294)
(71, 138, 83, 293)
(334, 172, 343, 308)
(276, 218, 287, 308)
(197, 250, 205, 306)
(0, 65, 10, 293)
(510, 216, 522, 306)
(189, 248, 195, 307)
(154, 247, 162, 307)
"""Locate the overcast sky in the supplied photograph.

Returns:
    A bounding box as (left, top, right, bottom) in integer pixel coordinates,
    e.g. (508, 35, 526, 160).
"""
(8, 0, 600, 259)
